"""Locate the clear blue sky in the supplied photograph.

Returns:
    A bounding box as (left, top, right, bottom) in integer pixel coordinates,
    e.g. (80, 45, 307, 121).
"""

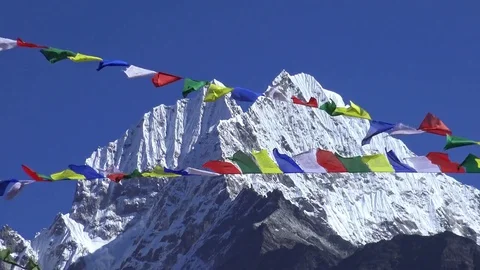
(1, 0, 479, 239)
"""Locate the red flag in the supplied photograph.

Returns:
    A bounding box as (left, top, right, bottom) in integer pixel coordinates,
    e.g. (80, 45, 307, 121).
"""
(426, 152, 464, 173)
(107, 173, 125, 183)
(292, 96, 318, 108)
(21, 165, 46, 181)
(316, 150, 347, 172)
(203, 161, 241, 174)
(151, 72, 182, 87)
(418, 113, 452, 136)
(16, 38, 48, 49)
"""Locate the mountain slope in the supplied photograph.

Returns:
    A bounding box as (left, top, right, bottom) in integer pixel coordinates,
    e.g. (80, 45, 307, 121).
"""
(2, 70, 480, 269)
(332, 231, 480, 270)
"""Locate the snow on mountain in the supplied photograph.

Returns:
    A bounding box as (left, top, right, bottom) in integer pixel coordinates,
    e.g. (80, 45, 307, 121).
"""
(2, 70, 480, 269)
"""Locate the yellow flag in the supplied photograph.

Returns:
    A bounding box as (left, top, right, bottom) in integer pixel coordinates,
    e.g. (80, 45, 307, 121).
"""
(68, 53, 103, 63)
(50, 169, 86, 180)
(361, 154, 394, 172)
(333, 101, 371, 120)
(204, 84, 233, 102)
(252, 149, 283, 174)
(141, 166, 180, 178)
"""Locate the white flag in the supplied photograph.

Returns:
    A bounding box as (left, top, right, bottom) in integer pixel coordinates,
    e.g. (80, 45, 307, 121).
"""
(292, 149, 327, 173)
(0, 37, 17, 52)
(123, 65, 157, 78)
(403, 156, 441, 173)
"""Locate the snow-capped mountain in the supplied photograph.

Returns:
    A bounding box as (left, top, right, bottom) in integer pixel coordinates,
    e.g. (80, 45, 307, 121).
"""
(2, 70, 480, 269)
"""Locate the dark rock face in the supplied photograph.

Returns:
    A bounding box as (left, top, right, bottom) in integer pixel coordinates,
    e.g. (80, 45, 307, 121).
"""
(332, 231, 480, 270)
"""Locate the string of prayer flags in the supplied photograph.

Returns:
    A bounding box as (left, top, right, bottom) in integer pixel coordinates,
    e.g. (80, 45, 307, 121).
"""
(151, 72, 182, 87)
(97, 60, 129, 71)
(40, 48, 76, 64)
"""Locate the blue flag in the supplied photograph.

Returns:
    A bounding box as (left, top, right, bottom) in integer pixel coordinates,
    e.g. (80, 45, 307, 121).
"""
(68, 165, 104, 179)
(386, 150, 416, 172)
(231, 87, 262, 102)
(362, 120, 395, 145)
(97, 60, 129, 71)
(273, 148, 304, 173)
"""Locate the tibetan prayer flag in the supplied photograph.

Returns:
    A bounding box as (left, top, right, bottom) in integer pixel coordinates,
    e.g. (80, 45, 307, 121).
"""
(386, 150, 416, 172)
(418, 113, 451, 136)
(123, 65, 157, 78)
(203, 160, 241, 174)
(0, 180, 16, 196)
(97, 60, 129, 71)
(185, 167, 220, 176)
(0, 37, 17, 52)
(5, 181, 33, 200)
(404, 156, 441, 173)
(336, 154, 371, 172)
(459, 154, 480, 173)
(319, 99, 337, 115)
(164, 168, 189, 176)
(273, 148, 304, 173)
(426, 152, 465, 173)
(68, 165, 104, 179)
(40, 48, 76, 64)
(292, 149, 326, 173)
(142, 166, 180, 178)
(361, 154, 394, 172)
(107, 173, 126, 182)
(40, 48, 76, 63)
(362, 121, 424, 145)
(292, 96, 318, 108)
(68, 53, 102, 62)
(21, 165, 49, 181)
(316, 150, 347, 172)
(252, 149, 283, 174)
(204, 84, 233, 102)
(124, 169, 142, 179)
(16, 38, 47, 49)
(444, 134, 480, 150)
(50, 169, 86, 180)
(183, 78, 209, 98)
(362, 121, 395, 145)
(230, 151, 261, 173)
(152, 72, 182, 87)
(231, 87, 262, 102)
(332, 101, 371, 120)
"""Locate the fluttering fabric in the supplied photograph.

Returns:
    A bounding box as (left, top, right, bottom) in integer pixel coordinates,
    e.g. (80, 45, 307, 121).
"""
(386, 150, 416, 172)
(97, 60, 129, 71)
(151, 72, 182, 87)
(123, 65, 157, 78)
(231, 87, 262, 102)
(444, 134, 480, 150)
(418, 113, 451, 135)
(362, 121, 424, 145)
(252, 149, 283, 174)
(5, 181, 34, 200)
(141, 166, 181, 178)
(50, 169, 86, 180)
(332, 101, 371, 120)
(68, 53, 102, 62)
(0, 37, 17, 52)
(16, 38, 47, 49)
(68, 165, 104, 179)
(273, 148, 304, 173)
(292, 149, 327, 173)
(202, 160, 241, 174)
(292, 96, 318, 108)
(40, 48, 76, 63)
(229, 151, 261, 173)
(204, 84, 233, 102)
(460, 154, 480, 173)
(183, 78, 209, 97)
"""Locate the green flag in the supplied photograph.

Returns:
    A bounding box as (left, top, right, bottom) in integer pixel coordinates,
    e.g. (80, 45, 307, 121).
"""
(459, 154, 480, 173)
(124, 169, 142, 179)
(183, 78, 209, 98)
(229, 151, 261, 173)
(336, 154, 372, 172)
(444, 134, 480, 150)
(319, 99, 337, 115)
(40, 48, 76, 63)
